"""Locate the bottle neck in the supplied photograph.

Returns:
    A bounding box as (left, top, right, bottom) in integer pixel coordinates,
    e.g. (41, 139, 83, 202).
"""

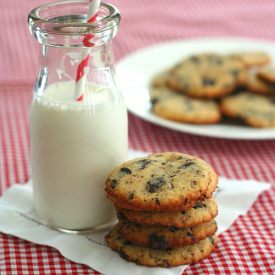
(35, 40, 117, 97)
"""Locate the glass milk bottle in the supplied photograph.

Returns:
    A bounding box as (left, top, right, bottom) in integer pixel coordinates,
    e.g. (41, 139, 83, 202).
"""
(28, 1, 128, 233)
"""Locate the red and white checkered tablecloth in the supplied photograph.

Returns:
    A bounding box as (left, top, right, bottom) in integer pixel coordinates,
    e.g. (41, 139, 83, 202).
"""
(0, 0, 275, 274)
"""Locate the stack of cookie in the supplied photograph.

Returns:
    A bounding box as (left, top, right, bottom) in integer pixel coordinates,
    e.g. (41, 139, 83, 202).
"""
(105, 152, 218, 267)
(150, 52, 275, 128)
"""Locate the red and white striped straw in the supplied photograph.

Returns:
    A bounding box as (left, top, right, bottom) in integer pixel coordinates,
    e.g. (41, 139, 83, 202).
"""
(75, 0, 101, 102)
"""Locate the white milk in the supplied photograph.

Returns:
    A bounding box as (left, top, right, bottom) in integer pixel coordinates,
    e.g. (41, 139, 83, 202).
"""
(30, 81, 128, 231)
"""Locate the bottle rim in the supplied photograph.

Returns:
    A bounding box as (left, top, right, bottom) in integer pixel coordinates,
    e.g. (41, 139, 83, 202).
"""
(28, 0, 120, 46)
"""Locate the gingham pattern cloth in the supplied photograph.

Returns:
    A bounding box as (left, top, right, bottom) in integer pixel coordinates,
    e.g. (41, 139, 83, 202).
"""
(0, 0, 275, 274)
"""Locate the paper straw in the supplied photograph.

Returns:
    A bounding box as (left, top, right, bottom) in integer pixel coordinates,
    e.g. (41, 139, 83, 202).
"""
(75, 0, 101, 102)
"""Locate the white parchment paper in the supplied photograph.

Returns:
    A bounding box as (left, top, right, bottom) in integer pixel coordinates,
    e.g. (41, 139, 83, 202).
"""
(0, 150, 271, 275)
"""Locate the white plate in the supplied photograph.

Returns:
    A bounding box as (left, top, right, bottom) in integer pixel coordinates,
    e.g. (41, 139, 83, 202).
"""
(116, 37, 275, 139)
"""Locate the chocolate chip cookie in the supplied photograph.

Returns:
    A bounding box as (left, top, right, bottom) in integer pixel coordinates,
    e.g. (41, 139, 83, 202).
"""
(117, 219, 217, 249)
(117, 198, 218, 228)
(150, 87, 221, 124)
(105, 226, 218, 267)
(105, 152, 218, 211)
(168, 64, 236, 98)
(184, 53, 247, 86)
(220, 92, 275, 127)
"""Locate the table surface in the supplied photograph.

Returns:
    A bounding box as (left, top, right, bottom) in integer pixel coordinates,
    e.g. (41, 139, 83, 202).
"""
(1, 0, 275, 274)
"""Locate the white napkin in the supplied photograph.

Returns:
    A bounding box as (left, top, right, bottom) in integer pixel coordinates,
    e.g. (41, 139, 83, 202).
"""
(0, 150, 271, 275)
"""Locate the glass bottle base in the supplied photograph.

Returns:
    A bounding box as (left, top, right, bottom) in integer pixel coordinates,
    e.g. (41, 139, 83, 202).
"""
(43, 219, 117, 235)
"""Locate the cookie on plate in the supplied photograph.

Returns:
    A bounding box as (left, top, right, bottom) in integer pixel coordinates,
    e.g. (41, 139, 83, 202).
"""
(150, 87, 221, 124)
(220, 92, 275, 127)
(257, 67, 275, 84)
(246, 71, 275, 94)
(168, 62, 236, 98)
(117, 198, 218, 228)
(105, 226, 218, 267)
(117, 219, 217, 249)
(105, 152, 218, 212)
(183, 53, 247, 86)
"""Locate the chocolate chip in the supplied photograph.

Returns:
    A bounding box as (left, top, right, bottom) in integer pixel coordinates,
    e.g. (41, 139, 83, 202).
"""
(183, 198, 189, 205)
(190, 55, 200, 63)
(117, 211, 126, 221)
(150, 98, 159, 106)
(128, 192, 134, 200)
(147, 177, 166, 193)
(124, 239, 132, 245)
(231, 69, 240, 78)
(190, 180, 197, 187)
(196, 169, 201, 175)
(210, 58, 223, 65)
(181, 161, 195, 169)
(187, 230, 196, 241)
(187, 231, 196, 241)
(134, 222, 142, 228)
(120, 167, 132, 174)
(119, 250, 129, 260)
(155, 198, 161, 205)
(138, 159, 152, 169)
(110, 179, 118, 189)
(148, 234, 167, 250)
(209, 236, 215, 245)
(193, 202, 205, 209)
(202, 77, 216, 86)
(181, 210, 186, 215)
(168, 226, 179, 232)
